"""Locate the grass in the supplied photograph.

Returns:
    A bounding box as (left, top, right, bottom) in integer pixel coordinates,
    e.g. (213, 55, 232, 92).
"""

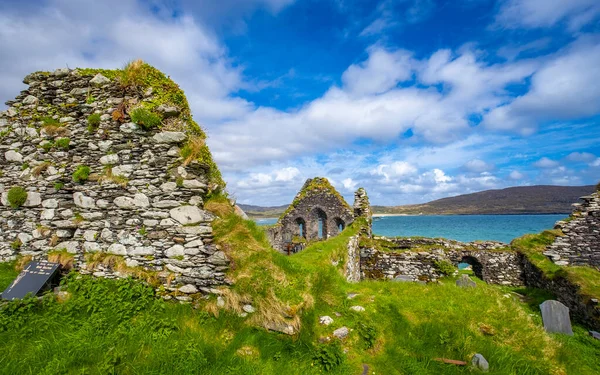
(1, 204, 599, 374)
(72, 165, 91, 183)
(130, 107, 162, 130)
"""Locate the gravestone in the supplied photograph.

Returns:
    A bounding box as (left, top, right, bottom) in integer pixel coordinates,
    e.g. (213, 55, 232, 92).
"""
(1, 261, 60, 300)
(539, 300, 573, 336)
(456, 274, 477, 288)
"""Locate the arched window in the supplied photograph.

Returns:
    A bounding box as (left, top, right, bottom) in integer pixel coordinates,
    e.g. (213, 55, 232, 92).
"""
(312, 208, 328, 240)
(295, 217, 306, 238)
(334, 217, 345, 233)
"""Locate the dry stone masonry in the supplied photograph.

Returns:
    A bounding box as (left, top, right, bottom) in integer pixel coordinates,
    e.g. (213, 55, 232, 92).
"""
(545, 191, 600, 267)
(359, 237, 523, 285)
(0, 66, 229, 295)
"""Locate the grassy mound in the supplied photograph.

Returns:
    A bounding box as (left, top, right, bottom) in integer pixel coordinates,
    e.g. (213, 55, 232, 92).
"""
(1, 209, 600, 374)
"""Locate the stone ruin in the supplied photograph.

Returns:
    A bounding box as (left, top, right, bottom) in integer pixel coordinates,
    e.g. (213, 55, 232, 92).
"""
(545, 191, 600, 267)
(0, 66, 229, 296)
(267, 177, 369, 253)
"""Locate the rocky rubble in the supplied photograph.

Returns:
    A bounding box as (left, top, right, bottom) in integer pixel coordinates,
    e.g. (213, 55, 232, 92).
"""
(0, 67, 229, 295)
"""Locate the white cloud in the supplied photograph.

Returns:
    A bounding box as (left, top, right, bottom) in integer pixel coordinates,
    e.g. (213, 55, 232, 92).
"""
(591, 158, 600, 167)
(342, 46, 414, 95)
(566, 152, 597, 162)
(509, 171, 525, 180)
(533, 157, 560, 168)
(495, 0, 600, 31)
(371, 161, 418, 182)
(342, 178, 358, 191)
(463, 159, 495, 173)
(483, 37, 600, 133)
(432, 168, 452, 183)
(274, 167, 300, 181)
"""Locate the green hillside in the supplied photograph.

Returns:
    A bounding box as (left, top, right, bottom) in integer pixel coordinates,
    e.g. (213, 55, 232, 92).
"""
(1, 197, 599, 374)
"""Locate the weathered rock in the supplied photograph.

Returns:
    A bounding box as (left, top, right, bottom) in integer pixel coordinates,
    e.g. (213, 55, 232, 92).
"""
(350, 305, 365, 312)
(471, 353, 489, 372)
(165, 245, 185, 258)
(152, 132, 186, 144)
(23, 192, 42, 207)
(243, 304, 255, 313)
(89, 73, 110, 85)
(179, 284, 198, 294)
(22, 95, 38, 105)
(319, 316, 334, 325)
(73, 192, 95, 208)
(107, 244, 127, 256)
(265, 322, 296, 335)
(99, 154, 119, 165)
(156, 104, 180, 117)
(169, 206, 208, 225)
(333, 326, 349, 339)
(5, 150, 23, 163)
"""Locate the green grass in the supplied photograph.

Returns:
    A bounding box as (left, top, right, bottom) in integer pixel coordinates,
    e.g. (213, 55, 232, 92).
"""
(1, 216, 599, 374)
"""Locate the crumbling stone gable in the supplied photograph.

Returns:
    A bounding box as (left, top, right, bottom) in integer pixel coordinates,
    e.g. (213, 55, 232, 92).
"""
(545, 191, 600, 267)
(0, 67, 229, 294)
(267, 177, 354, 252)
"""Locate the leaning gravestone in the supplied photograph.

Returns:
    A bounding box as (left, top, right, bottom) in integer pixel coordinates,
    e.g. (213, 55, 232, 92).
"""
(540, 300, 573, 336)
(1, 261, 60, 300)
(456, 274, 477, 288)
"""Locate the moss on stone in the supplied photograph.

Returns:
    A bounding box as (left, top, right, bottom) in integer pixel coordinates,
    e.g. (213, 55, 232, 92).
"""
(7, 186, 28, 209)
(279, 177, 351, 220)
(73, 61, 224, 191)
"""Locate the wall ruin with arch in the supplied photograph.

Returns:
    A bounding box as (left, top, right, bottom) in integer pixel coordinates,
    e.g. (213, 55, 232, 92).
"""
(267, 178, 354, 253)
(358, 237, 524, 286)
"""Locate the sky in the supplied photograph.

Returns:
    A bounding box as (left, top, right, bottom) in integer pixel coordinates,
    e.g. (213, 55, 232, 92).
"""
(1, 0, 599, 206)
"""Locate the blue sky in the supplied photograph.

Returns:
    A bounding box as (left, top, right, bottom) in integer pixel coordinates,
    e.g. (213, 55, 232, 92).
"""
(1, 0, 599, 206)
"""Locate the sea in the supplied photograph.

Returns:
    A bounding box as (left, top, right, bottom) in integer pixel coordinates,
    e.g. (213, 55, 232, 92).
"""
(254, 214, 567, 244)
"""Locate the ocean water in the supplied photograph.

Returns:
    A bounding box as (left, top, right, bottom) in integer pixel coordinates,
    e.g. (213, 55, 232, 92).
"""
(255, 214, 567, 243)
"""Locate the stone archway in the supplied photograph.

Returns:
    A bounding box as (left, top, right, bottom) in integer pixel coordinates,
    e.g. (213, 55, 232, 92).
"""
(459, 255, 484, 280)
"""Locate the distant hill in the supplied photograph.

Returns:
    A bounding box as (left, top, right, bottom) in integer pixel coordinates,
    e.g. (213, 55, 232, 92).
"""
(373, 185, 596, 215)
(238, 204, 288, 218)
(241, 185, 596, 217)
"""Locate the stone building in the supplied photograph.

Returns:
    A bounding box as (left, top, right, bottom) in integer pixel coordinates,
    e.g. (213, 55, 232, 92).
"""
(267, 178, 354, 252)
(0, 65, 229, 294)
(545, 191, 600, 267)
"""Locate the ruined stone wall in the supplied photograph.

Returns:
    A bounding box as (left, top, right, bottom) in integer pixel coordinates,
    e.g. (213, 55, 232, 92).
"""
(521, 255, 600, 330)
(359, 238, 524, 285)
(545, 192, 600, 267)
(0, 68, 229, 294)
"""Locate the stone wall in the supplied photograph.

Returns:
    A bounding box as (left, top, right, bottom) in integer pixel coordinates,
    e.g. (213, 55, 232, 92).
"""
(545, 192, 600, 267)
(0, 68, 229, 294)
(521, 255, 600, 330)
(359, 237, 524, 285)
